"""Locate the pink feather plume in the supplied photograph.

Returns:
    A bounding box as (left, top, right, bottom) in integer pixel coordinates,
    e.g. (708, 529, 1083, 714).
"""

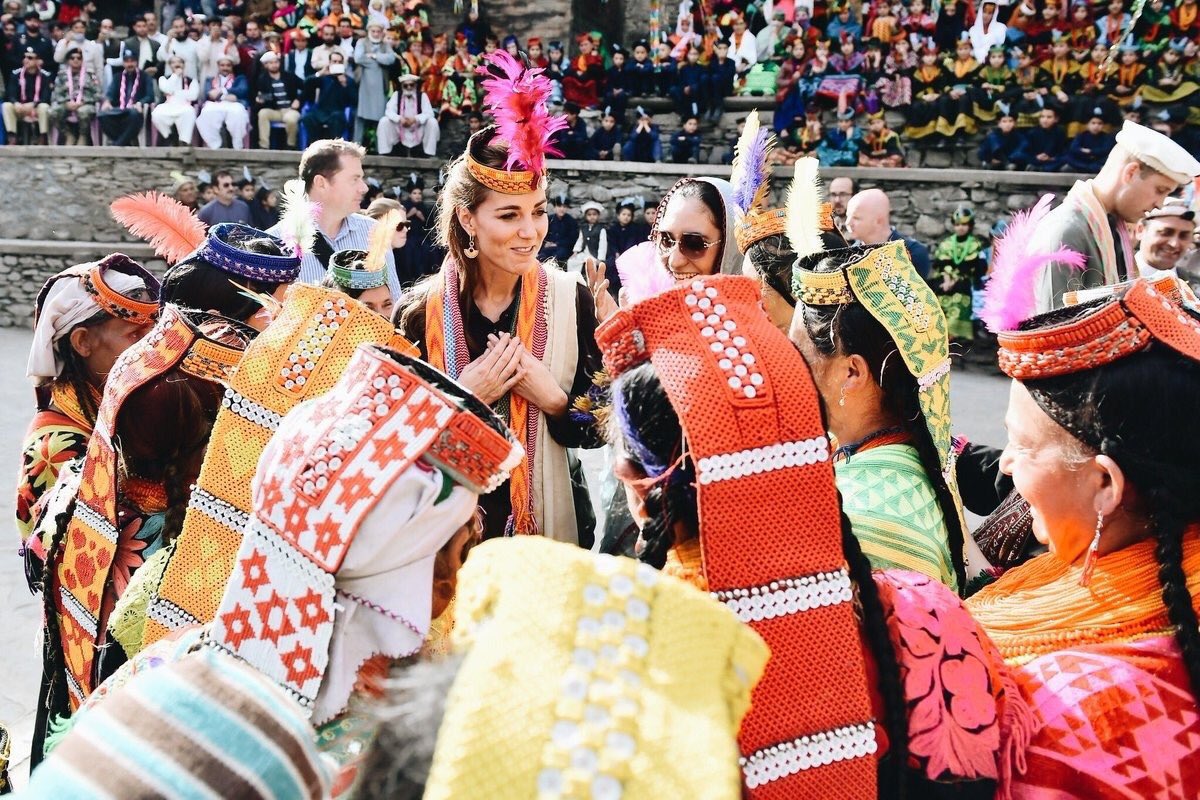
(475, 51, 567, 177)
(980, 194, 1087, 332)
(616, 241, 674, 304)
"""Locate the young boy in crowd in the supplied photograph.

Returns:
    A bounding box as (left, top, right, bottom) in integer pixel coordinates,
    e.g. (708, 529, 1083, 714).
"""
(628, 39, 655, 97)
(705, 39, 736, 121)
(977, 106, 1026, 169)
(817, 110, 863, 166)
(591, 108, 623, 160)
(1013, 106, 1067, 171)
(673, 46, 706, 118)
(603, 44, 631, 121)
(623, 106, 662, 161)
(671, 114, 703, 163)
(653, 40, 677, 97)
(1063, 107, 1115, 173)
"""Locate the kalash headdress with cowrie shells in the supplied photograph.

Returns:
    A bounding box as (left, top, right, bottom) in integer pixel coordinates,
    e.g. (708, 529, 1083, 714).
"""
(466, 50, 568, 194)
(792, 238, 965, 539)
(596, 275, 880, 799)
(50, 305, 253, 708)
(208, 343, 522, 722)
(143, 285, 419, 652)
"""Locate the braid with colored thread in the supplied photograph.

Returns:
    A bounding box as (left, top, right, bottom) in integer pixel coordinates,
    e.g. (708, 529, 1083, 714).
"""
(1149, 496, 1200, 697)
(840, 504, 907, 800)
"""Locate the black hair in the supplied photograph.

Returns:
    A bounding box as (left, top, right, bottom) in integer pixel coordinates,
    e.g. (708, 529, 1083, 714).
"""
(49, 308, 109, 425)
(161, 235, 289, 324)
(1020, 305, 1200, 698)
(608, 359, 907, 797)
(745, 233, 798, 306)
(652, 178, 728, 268)
(800, 245, 969, 592)
(319, 271, 367, 299)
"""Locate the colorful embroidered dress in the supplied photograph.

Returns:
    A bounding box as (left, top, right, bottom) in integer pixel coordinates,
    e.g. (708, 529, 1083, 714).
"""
(931, 232, 986, 341)
(837, 443, 957, 591)
(15, 389, 91, 547)
(968, 531, 1200, 798)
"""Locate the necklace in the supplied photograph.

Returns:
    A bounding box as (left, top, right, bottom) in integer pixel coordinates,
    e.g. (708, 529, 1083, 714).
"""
(833, 425, 908, 462)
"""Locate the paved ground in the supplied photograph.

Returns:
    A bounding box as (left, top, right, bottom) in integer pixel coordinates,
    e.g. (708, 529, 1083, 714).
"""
(0, 325, 1009, 788)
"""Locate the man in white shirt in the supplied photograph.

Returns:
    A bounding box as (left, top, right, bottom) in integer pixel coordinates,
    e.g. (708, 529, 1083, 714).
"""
(143, 11, 167, 47)
(311, 24, 351, 74)
(1135, 199, 1196, 279)
(268, 138, 401, 297)
(54, 18, 103, 79)
(157, 16, 201, 82)
(197, 20, 239, 85)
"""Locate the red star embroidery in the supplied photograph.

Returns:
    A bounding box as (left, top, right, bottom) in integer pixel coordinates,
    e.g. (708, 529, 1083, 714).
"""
(310, 515, 344, 563)
(280, 641, 319, 686)
(293, 588, 331, 633)
(220, 604, 257, 649)
(406, 393, 444, 433)
(239, 549, 270, 594)
(258, 473, 286, 513)
(278, 430, 311, 466)
(282, 499, 309, 536)
(255, 590, 297, 646)
(335, 470, 374, 512)
(367, 431, 413, 471)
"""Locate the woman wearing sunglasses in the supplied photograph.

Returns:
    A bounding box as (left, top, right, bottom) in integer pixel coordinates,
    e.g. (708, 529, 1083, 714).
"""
(651, 176, 743, 283)
(395, 52, 605, 546)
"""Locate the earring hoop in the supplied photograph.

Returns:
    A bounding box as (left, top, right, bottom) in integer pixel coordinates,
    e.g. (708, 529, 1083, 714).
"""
(1080, 512, 1104, 587)
(463, 235, 479, 259)
(838, 386, 847, 407)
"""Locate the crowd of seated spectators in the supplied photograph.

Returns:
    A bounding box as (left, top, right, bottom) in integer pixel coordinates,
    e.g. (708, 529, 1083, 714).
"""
(1, 0, 1197, 168)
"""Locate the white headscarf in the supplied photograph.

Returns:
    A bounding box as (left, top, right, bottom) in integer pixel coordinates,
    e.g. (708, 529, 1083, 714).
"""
(316, 465, 477, 723)
(27, 269, 147, 385)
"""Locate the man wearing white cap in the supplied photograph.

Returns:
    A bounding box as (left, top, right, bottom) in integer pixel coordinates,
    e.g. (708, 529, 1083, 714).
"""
(376, 72, 439, 157)
(1033, 120, 1200, 310)
(255, 50, 304, 150)
(195, 53, 250, 149)
(1134, 198, 1196, 280)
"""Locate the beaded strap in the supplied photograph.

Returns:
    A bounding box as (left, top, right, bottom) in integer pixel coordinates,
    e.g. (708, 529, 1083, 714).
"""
(466, 155, 537, 195)
(84, 259, 159, 326)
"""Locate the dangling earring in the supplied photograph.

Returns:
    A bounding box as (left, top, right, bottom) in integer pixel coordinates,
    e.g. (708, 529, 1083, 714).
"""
(1079, 512, 1104, 587)
(838, 386, 847, 407)
(463, 235, 479, 259)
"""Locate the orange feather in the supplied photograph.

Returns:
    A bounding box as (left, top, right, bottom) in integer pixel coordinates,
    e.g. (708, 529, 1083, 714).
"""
(110, 192, 206, 265)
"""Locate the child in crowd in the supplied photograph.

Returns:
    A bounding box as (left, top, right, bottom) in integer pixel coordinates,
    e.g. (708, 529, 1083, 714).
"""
(591, 108, 623, 161)
(859, 111, 905, 166)
(1013, 106, 1067, 170)
(977, 106, 1025, 169)
(930, 205, 986, 347)
(1063, 107, 1115, 172)
(670, 114, 703, 163)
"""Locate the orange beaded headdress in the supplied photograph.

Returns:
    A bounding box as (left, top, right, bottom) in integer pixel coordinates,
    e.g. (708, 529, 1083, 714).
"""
(143, 285, 419, 651)
(997, 279, 1200, 381)
(50, 305, 251, 708)
(466, 51, 566, 194)
(597, 276, 879, 799)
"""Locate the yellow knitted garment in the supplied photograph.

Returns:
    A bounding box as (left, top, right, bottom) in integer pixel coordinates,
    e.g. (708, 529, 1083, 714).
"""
(425, 537, 768, 800)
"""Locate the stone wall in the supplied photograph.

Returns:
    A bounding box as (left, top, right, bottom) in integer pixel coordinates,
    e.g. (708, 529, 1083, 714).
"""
(0, 146, 1079, 326)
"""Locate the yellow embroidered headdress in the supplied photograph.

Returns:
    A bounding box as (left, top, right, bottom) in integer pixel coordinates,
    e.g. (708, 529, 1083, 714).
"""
(142, 285, 418, 651)
(424, 536, 769, 800)
(466, 50, 567, 194)
(793, 240, 964, 527)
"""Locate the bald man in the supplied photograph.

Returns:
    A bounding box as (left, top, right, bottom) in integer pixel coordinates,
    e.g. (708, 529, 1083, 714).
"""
(844, 188, 932, 277)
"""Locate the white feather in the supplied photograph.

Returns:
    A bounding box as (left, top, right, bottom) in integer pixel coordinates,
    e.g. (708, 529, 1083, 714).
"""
(786, 158, 826, 261)
(277, 179, 319, 258)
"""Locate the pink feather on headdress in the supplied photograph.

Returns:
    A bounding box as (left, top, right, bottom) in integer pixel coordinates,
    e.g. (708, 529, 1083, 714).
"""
(475, 50, 567, 177)
(980, 194, 1087, 332)
(616, 241, 674, 304)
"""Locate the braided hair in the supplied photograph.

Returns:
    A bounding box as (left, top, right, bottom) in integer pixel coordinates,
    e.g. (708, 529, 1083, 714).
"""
(799, 245, 969, 592)
(1019, 305, 1200, 697)
(608, 361, 907, 797)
